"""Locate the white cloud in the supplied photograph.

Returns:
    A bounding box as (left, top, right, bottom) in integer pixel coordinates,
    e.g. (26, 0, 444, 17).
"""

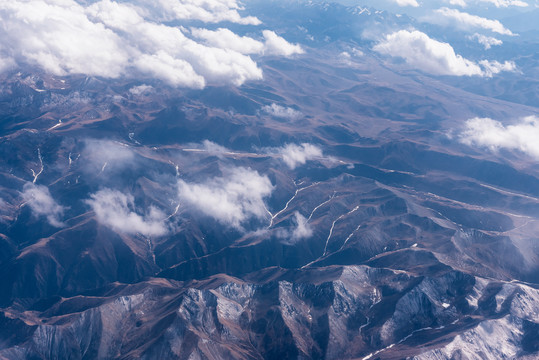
(479, 60, 517, 76)
(177, 167, 274, 230)
(262, 30, 304, 57)
(339, 48, 364, 65)
(199, 140, 230, 157)
(467, 33, 503, 49)
(134, 52, 205, 88)
(85, 188, 169, 236)
(373, 30, 515, 77)
(0, 0, 300, 88)
(0, 56, 16, 73)
(446, 0, 528, 6)
(0, 1, 128, 78)
(291, 212, 313, 240)
(190, 27, 265, 55)
(261, 103, 303, 120)
(391, 0, 420, 6)
(479, 0, 528, 7)
(447, 0, 468, 6)
(129, 84, 153, 95)
(432, 8, 514, 35)
(278, 143, 324, 169)
(22, 183, 66, 227)
(135, 0, 262, 24)
(459, 116, 539, 158)
(190, 28, 304, 58)
(82, 140, 135, 174)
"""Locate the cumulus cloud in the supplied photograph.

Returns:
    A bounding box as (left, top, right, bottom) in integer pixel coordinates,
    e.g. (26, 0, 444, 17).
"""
(0, 0, 300, 88)
(261, 103, 303, 120)
(0, 1, 128, 78)
(373, 30, 515, 77)
(430, 8, 514, 35)
(459, 116, 539, 158)
(85, 188, 169, 236)
(21, 183, 66, 227)
(277, 143, 324, 169)
(262, 30, 305, 57)
(291, 212, 313, 240)
(468, 33, 503, 49)
(133, 52, 205, 88)
(391, 0, 420, 6)
(177, 167, 274, 229)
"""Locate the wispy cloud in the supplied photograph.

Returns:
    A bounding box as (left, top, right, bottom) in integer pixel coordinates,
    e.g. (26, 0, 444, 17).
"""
(479, 0, 528, 7)
(459, 116, 539, 158)
(429, 8, 514, 35)
(85, 188, 169, 236)
(177, 167, 274, 230)
(129, 84, 153, 96)
(82, 139, 135, 175)
(467, 33, 503, 49)
(291, 212, 313, 240)
(199, 140, 230, 157)
(22, 183, 66, 227)
(277, 143, 324, 169)
(445, 0, 528, 7)
(373, 30, 515, 77)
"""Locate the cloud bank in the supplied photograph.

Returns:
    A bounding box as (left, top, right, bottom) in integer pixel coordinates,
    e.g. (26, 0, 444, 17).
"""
(459, 116, 539, 158)
(86, 188, 169, 236)
(22, 183, 66, 227)
(373, 30, 515, 77)
(177, 167, 274, 229)
(0, 0, 302, 88)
